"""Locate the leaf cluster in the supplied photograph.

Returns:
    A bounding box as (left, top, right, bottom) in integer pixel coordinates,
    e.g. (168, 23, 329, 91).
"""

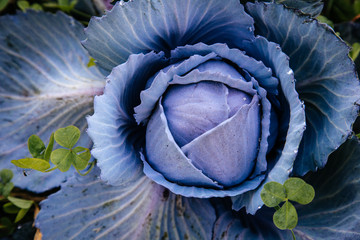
(11, 126, 93, 176)
(0, 169, 34, 236)
(261, 178, 315, 239)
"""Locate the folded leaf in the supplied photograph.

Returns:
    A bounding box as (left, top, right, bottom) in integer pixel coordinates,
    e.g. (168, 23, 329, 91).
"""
(7, 196, 33, 209)
(11, 158, 50, 172)
(28, 135, 45, 159)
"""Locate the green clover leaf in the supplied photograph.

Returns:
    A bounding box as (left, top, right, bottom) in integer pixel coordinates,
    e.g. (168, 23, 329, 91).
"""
(11, 158, 51, 172)
(7, 196, 33, 209)
(72, 147, 91, 171)
(260, 182, 286, 207)
(284, 178, 315, 205)
(14, 208, 31, 223)
(0, 169, 13, 183)
(54, 126, 80, 149)
(28, 135, 45, 159)
(50, 149, 73, 172)
(3, 202, 19, 214)
(273, 201, 298, 230)
(1, 182, 14, 198)
(7, 197, 34, 223)
(44, 133, 55, 162)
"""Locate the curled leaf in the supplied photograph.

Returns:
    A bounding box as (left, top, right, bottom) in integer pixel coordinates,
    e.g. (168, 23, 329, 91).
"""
(28, 135, 45, 159)
(72, 147, 91, 171)
(44, 133, 55, 162)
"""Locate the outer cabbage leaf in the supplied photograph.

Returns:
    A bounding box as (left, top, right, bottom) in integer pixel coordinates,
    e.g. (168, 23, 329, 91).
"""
(83, 0, 254, 71)
(214, 138, 360, 240)
(247, 2, 360, 175)
(36, 168, 216, 240)
(292, 137, 360, 239)
(335, 22, 360, 77)
(257, 0, 323, 17)
(0, 11, 105, 192)
(87, 52, 168, 186)
(212, 208, 287, 240)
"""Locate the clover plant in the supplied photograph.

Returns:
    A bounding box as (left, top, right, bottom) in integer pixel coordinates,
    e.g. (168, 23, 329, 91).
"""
(0, 169, 34, 236)
(261, 178, 315, 239)
(11, 126, 93, 176)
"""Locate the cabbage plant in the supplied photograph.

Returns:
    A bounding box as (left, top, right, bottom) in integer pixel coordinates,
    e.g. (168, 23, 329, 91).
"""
(1, 0, 360, 239)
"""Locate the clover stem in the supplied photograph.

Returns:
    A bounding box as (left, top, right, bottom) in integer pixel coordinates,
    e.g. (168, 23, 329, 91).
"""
(76, 161, 95, 176)
(291, 230, 296, 240)
(44, 166, 58, 172)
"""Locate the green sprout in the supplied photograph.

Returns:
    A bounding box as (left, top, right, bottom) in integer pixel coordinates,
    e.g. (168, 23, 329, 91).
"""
(17, 0, 43, 12)
(11, 126, 94, 176)
(260, 177, 315, 240)
(0, 169, 34, 236)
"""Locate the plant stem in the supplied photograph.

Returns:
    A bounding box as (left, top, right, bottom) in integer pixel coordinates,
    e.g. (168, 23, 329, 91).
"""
(44, 166, 58, 172)
(76, 161, 95, 176)
(291, 230, 296, 240)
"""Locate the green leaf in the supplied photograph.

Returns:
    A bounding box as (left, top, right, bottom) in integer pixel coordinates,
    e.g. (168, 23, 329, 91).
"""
(58, 0, 69, 6)
(69, 0, 78, 8)
(273, 201, 298, 230)
(51, 148, 72, 172)
(17, 0, 30, 11)
(87, 57, 96, 68)
(30, 3, 43, 11)
(355, 0, 360, 14)
(284, 177, 315, 205)
(7, 196, 33, 209)
(2, 182, 14, 197)
(0, 0, 9, 11)
(0, 169, 13, 183)
(72, 147, 91, 170)
(350, 43, 360, 61)
(261, 182, 286, 207)
(316, 15, 334, 28)
(44, 133, 55, 162)
(14, 208, 30, 223)
(54, 126, 80, 149)
(3, 202, 20, 214)
(11, 158, 51, 172)
(28, 135, 46, 159)
(0, 217, 14, 232)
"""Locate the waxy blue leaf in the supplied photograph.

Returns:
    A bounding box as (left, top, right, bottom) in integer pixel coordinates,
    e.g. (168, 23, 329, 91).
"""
(0, 11, 105, 192)
(36, 168, 216, 240)
(246, 2, 360, 175)
(213, 138, 360, 239)
(260, 0, 324, 17)
(83, 0, 254, 71)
